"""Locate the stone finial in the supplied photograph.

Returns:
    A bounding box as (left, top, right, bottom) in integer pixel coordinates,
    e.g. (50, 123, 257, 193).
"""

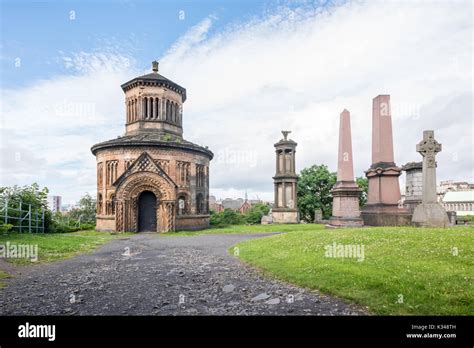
(282, 130, 291, 140)
(152, 61, 159, 73)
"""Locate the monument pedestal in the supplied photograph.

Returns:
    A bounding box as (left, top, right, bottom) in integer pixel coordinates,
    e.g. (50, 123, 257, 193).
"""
(272, 209, 299, 224)
(361, 204, 412, 226)
(329, 183, 363, 227)
(412, 203, 449, 227)
(362, 163, 412, 226)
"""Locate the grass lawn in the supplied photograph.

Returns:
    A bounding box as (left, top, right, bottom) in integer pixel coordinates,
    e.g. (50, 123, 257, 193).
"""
(230, 224, 473, 315)
(0, 270, 10, 288)
(0, 230, 132, 266)
(170, 223, 323, 236)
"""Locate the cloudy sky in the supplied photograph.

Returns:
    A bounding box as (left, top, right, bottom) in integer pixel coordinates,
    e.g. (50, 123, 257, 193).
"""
(1, 0, 472, 204)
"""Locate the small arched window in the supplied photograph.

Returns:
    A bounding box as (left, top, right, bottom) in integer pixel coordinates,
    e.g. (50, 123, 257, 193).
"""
(196, 193, 204, 214)
(166, 100, 170, 121)
(178, 194, 187, 215)
(97, 193, 103, 214)
(111, 194, 116, 214)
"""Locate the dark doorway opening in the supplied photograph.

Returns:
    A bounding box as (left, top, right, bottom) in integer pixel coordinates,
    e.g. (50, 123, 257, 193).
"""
(138, 191, 157, 232)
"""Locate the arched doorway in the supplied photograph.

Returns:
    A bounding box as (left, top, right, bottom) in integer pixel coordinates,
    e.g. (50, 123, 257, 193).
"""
(138, 191, 157, 232)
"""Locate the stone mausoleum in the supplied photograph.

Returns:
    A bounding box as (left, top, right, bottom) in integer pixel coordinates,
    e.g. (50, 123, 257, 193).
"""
(91, 61, 213, 232)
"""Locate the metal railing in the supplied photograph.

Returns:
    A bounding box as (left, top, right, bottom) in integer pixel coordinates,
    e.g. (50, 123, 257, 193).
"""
(0, 198, 45, 233)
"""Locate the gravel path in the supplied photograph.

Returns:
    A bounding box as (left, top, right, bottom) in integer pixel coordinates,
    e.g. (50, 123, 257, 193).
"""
(0, 233, 367, 315)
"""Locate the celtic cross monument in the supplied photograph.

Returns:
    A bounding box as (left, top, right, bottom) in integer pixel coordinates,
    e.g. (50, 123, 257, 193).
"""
(411, 130, 449, 227)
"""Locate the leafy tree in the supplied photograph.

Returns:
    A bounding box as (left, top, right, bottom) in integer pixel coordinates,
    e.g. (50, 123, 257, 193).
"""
(297, 165, 337, 222)
(245, 203, 271, 224)
(356, 176, 369, 207)
(67, 193, 96, 224)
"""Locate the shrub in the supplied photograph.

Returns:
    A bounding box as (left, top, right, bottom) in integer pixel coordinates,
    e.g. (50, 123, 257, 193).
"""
(210, 208, 246, 227)
(245, 203, 271, 224)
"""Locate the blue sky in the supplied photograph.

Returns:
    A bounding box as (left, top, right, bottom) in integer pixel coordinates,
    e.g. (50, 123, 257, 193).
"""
(1, 0, 306, 88)
(0, 0, 472, 204)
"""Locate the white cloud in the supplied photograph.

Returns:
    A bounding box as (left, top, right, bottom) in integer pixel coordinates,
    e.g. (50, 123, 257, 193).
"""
(160, 0, 473, 199)
(1, 0, 472, 203)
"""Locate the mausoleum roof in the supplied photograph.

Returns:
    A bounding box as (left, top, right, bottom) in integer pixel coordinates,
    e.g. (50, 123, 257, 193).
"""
(91, 132, 213, 159)
(120, 63, 186, 101)
(442, 191, 474, 203)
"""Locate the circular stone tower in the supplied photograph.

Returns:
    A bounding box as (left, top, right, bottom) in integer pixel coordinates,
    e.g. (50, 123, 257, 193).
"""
(91, 61, 213, 232)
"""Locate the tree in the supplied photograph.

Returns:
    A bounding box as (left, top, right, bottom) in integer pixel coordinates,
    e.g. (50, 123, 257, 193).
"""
(356, 176, 369, 207)
(67, 193, 96, 224)
(297, 165, 337, 222)
(245, 203, 271, 224)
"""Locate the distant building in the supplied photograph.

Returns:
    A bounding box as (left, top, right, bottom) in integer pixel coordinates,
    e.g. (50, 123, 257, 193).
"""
(440, 191, 474, 216)
(47, 196, 62, 213)
(209, 193, 264, 214)
(438, 180, 474, 194)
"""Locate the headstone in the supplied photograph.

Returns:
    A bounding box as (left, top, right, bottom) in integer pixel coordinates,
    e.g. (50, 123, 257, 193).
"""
(328, 109, 363, 227)
(412, 130, 449, 227)
(314, 209, 323, 223)
(261, 215, 273, 224)
(361, 95, 412, 226)
(446, 211, 457, 226)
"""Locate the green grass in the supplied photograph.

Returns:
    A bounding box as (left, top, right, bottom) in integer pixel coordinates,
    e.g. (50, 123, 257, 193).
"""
(0, 230, 132, 265)
(230, 224, 474, 315)
(0, 270, 10, 288)
(169, 223, 324, 236)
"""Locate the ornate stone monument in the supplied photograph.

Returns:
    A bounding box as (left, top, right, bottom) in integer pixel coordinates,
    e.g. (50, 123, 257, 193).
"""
(402, 161, 423, 212)
(272, 131, 300, 224)
(361, 95, 412, 226)
(412, 131, 449, 227)
(91, 62, 213, 232)
(329, 110, 363, 227)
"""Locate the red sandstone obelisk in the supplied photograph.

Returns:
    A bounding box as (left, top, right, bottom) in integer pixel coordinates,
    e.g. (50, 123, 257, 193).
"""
(328, 109, 363, 227)
(361, 95, 411, 226)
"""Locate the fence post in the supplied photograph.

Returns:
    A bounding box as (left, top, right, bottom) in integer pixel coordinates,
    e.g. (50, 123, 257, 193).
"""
(28, 204, 32, 233)
(19, 201, 22, 233)
(42, 208, 45, 233)
(36, 210, 39, 233)
(4, 198, 8, 225)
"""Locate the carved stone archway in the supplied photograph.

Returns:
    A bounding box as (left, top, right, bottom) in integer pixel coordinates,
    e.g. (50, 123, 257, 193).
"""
(115, 172, 176, 232)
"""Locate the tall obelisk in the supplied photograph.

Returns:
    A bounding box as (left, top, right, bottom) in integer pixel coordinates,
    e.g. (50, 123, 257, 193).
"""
(361, 95, 412, 226)
(329, 109, 363, 227)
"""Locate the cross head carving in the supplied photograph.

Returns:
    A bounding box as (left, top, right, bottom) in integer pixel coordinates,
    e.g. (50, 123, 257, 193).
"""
(416, 130, 441, 168)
